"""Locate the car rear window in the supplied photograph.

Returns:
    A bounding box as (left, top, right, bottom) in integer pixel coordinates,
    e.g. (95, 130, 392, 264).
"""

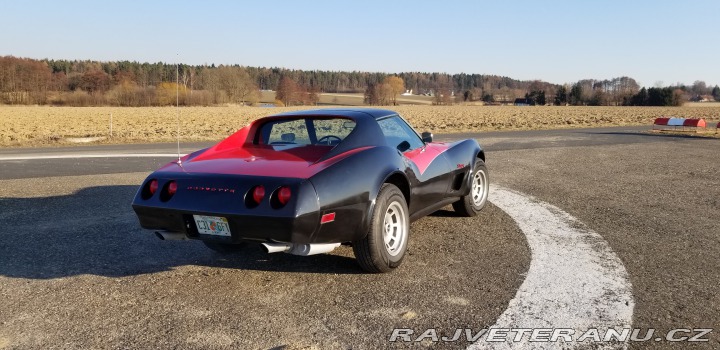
(258, 118, 356, 147)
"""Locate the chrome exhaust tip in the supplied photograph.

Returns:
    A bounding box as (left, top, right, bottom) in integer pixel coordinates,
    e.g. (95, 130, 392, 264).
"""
(154, 231, 188, 241)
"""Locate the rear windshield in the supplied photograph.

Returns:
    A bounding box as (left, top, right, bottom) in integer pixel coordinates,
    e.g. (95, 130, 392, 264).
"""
(257, 118, 356, 147)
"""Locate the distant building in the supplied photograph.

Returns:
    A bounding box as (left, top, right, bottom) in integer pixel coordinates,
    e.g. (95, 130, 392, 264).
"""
(492, 94, 513, 103)
(699, 95, 715, 102)
(514, 98, 530, 106)
(690, 94, 716, 102)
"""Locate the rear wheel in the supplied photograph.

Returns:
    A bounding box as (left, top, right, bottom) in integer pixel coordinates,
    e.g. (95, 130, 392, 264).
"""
(203, 241, 246, 254)
(452, 160, 489, 217)
(353, 184, 409, 273)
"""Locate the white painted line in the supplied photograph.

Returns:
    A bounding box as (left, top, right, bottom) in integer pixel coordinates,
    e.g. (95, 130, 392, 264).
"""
(0, 153, 184, 161)
(469, 185, 634, 349)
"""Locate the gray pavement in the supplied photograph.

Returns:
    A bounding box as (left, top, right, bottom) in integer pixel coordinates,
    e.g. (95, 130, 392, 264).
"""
(0, 125, 703, 180)
(0, 126, 718, 349)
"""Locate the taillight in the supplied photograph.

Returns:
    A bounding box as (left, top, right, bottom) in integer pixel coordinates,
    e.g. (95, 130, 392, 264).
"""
(167, 181, 177, 196)
(142, 179, 159, 199)
(245, 185, 265, 208)
(277, 186, 291, 206)
(253, 185, 265, 204)
(160, 180, 177, 201)
(270, 186, 292, 209)
(149, 180, 158, 195)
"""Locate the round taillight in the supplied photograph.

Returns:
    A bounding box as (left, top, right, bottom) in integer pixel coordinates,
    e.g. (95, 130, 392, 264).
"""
(167, 181, 177, 196)
(277, 186, 291, 206)
(149, 179, 158, 195)
(252, 185, 265, 204)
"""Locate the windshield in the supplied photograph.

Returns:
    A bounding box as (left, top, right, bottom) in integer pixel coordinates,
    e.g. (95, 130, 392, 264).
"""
(257, 118, 356, 147)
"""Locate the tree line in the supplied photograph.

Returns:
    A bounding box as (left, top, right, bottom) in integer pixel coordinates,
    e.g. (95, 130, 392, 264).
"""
(0, 56, 552, 106)
(0, 56, 717, 107)
(523, 78, 718, 107)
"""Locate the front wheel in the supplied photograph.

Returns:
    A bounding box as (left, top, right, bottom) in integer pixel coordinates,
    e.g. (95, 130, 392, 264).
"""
(353, 184, 409, 273)
(452, 160, 489, 217)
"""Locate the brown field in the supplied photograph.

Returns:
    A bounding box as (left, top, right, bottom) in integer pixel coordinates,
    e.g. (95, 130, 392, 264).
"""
(258, 91, 433, 105)
(1, 105, 719, 147)
(683, 102, 720, 108)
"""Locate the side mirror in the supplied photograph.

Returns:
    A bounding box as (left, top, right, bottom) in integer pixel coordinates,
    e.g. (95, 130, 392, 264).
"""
(397, 140, 411, 152)
(421, 132, 433, 143)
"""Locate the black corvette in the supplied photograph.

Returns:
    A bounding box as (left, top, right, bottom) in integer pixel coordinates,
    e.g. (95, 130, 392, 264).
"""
(132, 108, 488, 272)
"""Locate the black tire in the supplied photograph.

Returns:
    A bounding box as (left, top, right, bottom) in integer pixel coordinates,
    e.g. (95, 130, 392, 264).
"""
(452, 159, 489, 217)
(353, 184, 409, 273)
(203, 241, 246, 254)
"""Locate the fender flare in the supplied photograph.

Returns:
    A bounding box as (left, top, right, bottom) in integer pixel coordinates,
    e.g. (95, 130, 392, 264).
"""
(359, 170, 410, 240)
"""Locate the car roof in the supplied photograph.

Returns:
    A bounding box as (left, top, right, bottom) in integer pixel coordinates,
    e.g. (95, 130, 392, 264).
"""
(266, 108, 398, 120)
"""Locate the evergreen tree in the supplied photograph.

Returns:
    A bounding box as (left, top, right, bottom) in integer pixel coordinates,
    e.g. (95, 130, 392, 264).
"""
(569, 83, 583, 105)
(554, 86, 568, 105)
(629, 87, 649, 106)
(525, 90, 546, 105)
(537, 91, 546, 105)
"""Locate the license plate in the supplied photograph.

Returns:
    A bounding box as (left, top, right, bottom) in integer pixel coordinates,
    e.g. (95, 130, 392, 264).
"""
(193, 215, 232, 236)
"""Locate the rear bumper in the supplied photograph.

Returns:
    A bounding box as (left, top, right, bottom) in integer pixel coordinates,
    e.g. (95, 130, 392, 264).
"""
(132, 205, 320, 243)
(132, 172, 373, 244)
(132, 173, 327, 243)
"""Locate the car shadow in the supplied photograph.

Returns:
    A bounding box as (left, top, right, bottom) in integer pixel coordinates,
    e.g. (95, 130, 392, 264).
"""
(590, 131, 719, 140)
(428, 209, 461, 218)
(0, 185, 362, 279)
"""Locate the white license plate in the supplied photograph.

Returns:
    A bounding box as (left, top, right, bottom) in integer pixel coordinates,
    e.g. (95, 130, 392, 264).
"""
(193, 215, 232, 236)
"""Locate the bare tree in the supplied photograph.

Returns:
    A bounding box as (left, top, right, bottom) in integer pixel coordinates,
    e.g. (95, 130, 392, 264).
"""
(433, 74, 454, 105)
(383, 76, 405, 105)
(691, 80, 709, 97)
(216, 66, 259, 105)
(197, 68, 224, 104)
(276, 76, 299, 106)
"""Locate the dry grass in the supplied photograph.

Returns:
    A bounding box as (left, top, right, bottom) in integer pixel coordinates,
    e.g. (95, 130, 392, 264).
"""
(0, 105, 719, 147)
(683, 102, 720, 108)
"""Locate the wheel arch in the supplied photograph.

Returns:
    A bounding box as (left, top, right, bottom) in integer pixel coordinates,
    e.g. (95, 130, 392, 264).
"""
(358, 170, 410, 240)
(382, 171, 411, 207)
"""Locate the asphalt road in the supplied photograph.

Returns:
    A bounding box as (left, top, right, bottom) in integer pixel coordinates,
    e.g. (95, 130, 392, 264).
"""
(0, 125, 718, 349)
(0, 125, 659, 180)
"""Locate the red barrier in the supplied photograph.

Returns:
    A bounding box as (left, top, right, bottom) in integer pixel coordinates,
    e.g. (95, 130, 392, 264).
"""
(653, 117, 670, 126)
(682, 119, 706, 127)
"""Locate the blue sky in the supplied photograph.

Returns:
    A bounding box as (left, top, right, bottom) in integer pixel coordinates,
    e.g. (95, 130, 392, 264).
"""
(1, 0, 718, 87)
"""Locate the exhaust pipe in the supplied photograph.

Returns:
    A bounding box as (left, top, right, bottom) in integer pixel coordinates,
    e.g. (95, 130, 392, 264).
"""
(261, 242, 341, 256)
(155, 231, 188, 241)
(261, 242, 292, 253)
(291, 243, 341, 256)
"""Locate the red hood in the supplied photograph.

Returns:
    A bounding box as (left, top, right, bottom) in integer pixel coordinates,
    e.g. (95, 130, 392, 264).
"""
(157, 144, 372, 179)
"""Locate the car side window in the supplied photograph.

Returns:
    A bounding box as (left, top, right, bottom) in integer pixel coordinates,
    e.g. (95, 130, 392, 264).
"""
(377, 116, 425, 152)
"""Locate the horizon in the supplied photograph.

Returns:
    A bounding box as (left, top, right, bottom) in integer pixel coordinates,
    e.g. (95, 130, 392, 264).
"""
(1, 0, 718, 87)
(6, 54, 720, 91)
